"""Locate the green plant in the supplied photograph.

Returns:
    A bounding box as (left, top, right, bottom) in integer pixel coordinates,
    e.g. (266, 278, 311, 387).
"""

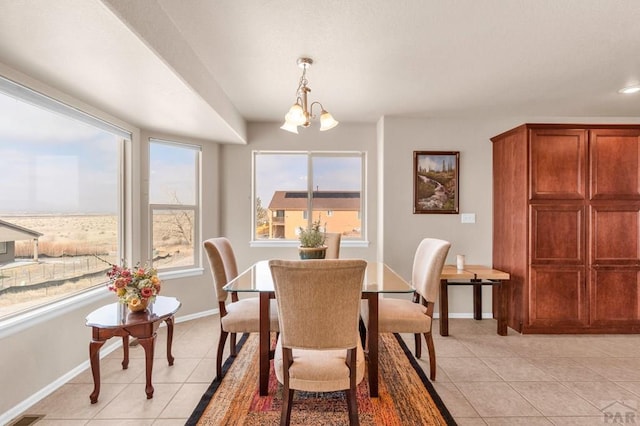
(298, 218, 326, 248)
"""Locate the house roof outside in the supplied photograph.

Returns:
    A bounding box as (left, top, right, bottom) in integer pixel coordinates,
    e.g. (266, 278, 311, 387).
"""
(268, 191, 360, 211)
(0, 219, 43, 242)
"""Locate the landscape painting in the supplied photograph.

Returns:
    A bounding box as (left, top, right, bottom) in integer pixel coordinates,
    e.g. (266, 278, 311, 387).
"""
(413, 151, 459, 214)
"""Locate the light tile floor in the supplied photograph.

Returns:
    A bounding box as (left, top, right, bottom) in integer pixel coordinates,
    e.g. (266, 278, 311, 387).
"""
(10, 316, 640, 425)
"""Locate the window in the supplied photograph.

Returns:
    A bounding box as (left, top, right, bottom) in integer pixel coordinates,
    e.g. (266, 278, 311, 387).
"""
(253, 151, 365, 242)
(0, 242, 6, 255)
(149, 139, 200, 270)
(0, 76, 128, 320)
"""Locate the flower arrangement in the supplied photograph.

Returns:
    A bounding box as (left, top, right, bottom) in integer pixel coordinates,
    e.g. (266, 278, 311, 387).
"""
(105, 262, 162, 309)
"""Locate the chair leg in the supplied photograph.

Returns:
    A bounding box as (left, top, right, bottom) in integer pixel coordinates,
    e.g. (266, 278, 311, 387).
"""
(346, 348, 359, 425)
(281, 385, 294, 426)
(414, 333, 422, 358)
(281, 348, 294, 426)
(346, 386, 359, 426)
(230, 332, 237, 357)
(216, 330, 228, 379)
(424, 331, 436, 380)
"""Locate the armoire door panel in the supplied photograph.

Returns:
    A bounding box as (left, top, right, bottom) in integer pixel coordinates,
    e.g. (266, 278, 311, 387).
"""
(530, 205, 584, 264)
(591, 205, 640, 265)
(590, 268, 640, 325)
(530, 129, 587, 200)
(590, 128, 640, 199)
(529, 267, 587, 327)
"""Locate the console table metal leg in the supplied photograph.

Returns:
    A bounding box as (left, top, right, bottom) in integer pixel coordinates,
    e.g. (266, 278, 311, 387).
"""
(439, 279, 449, 336)
(497, 281, 508, 336)
(473, 282, 482, 320)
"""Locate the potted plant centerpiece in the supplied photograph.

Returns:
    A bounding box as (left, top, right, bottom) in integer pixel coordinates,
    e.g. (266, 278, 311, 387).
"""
(298, 218, 327, 259)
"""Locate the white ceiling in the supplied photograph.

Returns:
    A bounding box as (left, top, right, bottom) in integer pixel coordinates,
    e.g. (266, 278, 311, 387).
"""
(0, 0, 639, 144)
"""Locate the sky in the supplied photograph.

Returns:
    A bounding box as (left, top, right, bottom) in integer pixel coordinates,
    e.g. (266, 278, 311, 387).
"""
(416, 154, 457, 173)
(0, 92, 195, 215)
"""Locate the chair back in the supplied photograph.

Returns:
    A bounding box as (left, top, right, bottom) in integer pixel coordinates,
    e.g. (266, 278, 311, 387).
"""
(269, 259, 366, 350)
(203, 237, 239, 302)
(324, 232, 342, 259)
(412, 238, 451, 303)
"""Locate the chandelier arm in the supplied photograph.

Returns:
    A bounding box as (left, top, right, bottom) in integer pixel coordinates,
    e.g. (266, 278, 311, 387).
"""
(309, 101, 325, 119)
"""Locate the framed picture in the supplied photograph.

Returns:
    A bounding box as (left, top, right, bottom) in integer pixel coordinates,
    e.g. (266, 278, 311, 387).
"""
(413, 151, 459, 214)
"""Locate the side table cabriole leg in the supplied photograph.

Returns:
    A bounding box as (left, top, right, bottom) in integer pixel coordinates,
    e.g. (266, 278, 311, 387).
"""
(121, 335, 129, 369)
(138, 335, 156, 399)
(89, 338, 106, 404)
(165, 316, 175, 365)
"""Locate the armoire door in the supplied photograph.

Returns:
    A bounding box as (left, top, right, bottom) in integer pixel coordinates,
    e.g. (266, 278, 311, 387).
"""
(529, 128, 587, 200)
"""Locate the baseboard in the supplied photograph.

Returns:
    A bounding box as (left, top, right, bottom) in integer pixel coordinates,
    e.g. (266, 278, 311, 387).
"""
(434, 312, 495, 319)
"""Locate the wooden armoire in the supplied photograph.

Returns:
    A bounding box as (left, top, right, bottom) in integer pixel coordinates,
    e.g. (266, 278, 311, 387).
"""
(491, 123, 640, 334)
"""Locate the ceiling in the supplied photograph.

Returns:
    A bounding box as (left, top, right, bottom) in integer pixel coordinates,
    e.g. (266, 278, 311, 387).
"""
(0, 0, 639, 144)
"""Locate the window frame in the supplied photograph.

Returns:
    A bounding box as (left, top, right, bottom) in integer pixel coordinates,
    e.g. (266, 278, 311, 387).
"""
(251, 150, 368, 247)
(148, 138, 202, 272)
(0, 74, 129, 330)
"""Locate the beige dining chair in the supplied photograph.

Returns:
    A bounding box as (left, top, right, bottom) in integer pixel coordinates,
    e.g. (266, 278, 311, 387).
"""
(270, 259, 367, 426)
(203, 237, 279, 379)
(361, 238, 450, 380)
(324, 232, 342, 259)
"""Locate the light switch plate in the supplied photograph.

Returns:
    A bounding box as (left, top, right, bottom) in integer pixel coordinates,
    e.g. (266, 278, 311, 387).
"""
(461, 213, 476, 223)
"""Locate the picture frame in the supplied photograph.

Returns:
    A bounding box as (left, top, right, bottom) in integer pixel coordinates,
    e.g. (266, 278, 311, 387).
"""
(413, 151, 459, 214)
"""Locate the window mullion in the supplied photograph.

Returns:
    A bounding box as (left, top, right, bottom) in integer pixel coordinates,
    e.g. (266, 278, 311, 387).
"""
(307, 153, 313, 229)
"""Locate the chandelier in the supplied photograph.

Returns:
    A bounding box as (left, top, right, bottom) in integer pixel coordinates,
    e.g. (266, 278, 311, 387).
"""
(280, 57, 339, 134)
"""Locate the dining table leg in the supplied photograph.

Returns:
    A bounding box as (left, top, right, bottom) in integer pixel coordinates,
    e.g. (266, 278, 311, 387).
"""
(366, 293, 379, 397)
(259, 292, 270, 396)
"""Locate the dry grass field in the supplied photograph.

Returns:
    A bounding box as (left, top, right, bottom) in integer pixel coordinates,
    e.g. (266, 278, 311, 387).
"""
(0, 214, 193, 317)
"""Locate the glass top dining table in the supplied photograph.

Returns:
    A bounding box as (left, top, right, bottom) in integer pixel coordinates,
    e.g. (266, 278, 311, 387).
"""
(223, 260, 414, 397)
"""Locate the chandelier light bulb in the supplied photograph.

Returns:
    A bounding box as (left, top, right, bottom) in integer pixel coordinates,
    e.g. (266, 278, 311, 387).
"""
(281, 57, 338, 133)
(286, 103, 306, 126)
(319, 110, 339, 131)
(280, 119, 299, 134)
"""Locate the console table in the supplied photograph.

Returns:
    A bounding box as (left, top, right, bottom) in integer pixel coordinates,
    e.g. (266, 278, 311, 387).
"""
(85, 296, 181, 403)
(439, 265, 510, 336)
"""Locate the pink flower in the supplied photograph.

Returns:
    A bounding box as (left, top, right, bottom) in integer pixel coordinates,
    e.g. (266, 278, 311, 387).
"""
(141, 287, 154, 298)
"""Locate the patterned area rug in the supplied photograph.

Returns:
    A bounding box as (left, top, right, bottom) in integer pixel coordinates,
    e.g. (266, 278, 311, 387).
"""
(187, 333, 456, 425)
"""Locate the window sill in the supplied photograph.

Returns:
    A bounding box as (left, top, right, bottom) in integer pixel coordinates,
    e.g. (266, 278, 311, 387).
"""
(250, 240, 370, 248)
(0, 286, 112, 339)
(0, 267, 204, 339)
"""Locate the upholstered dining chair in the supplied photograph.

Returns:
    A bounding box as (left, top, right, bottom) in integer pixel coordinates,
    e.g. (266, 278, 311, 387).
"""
(203, 237, 279, 379)
(361, 238, 450, 380)
(269, 259, 367, 426)
(324, 232, 342, 259)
